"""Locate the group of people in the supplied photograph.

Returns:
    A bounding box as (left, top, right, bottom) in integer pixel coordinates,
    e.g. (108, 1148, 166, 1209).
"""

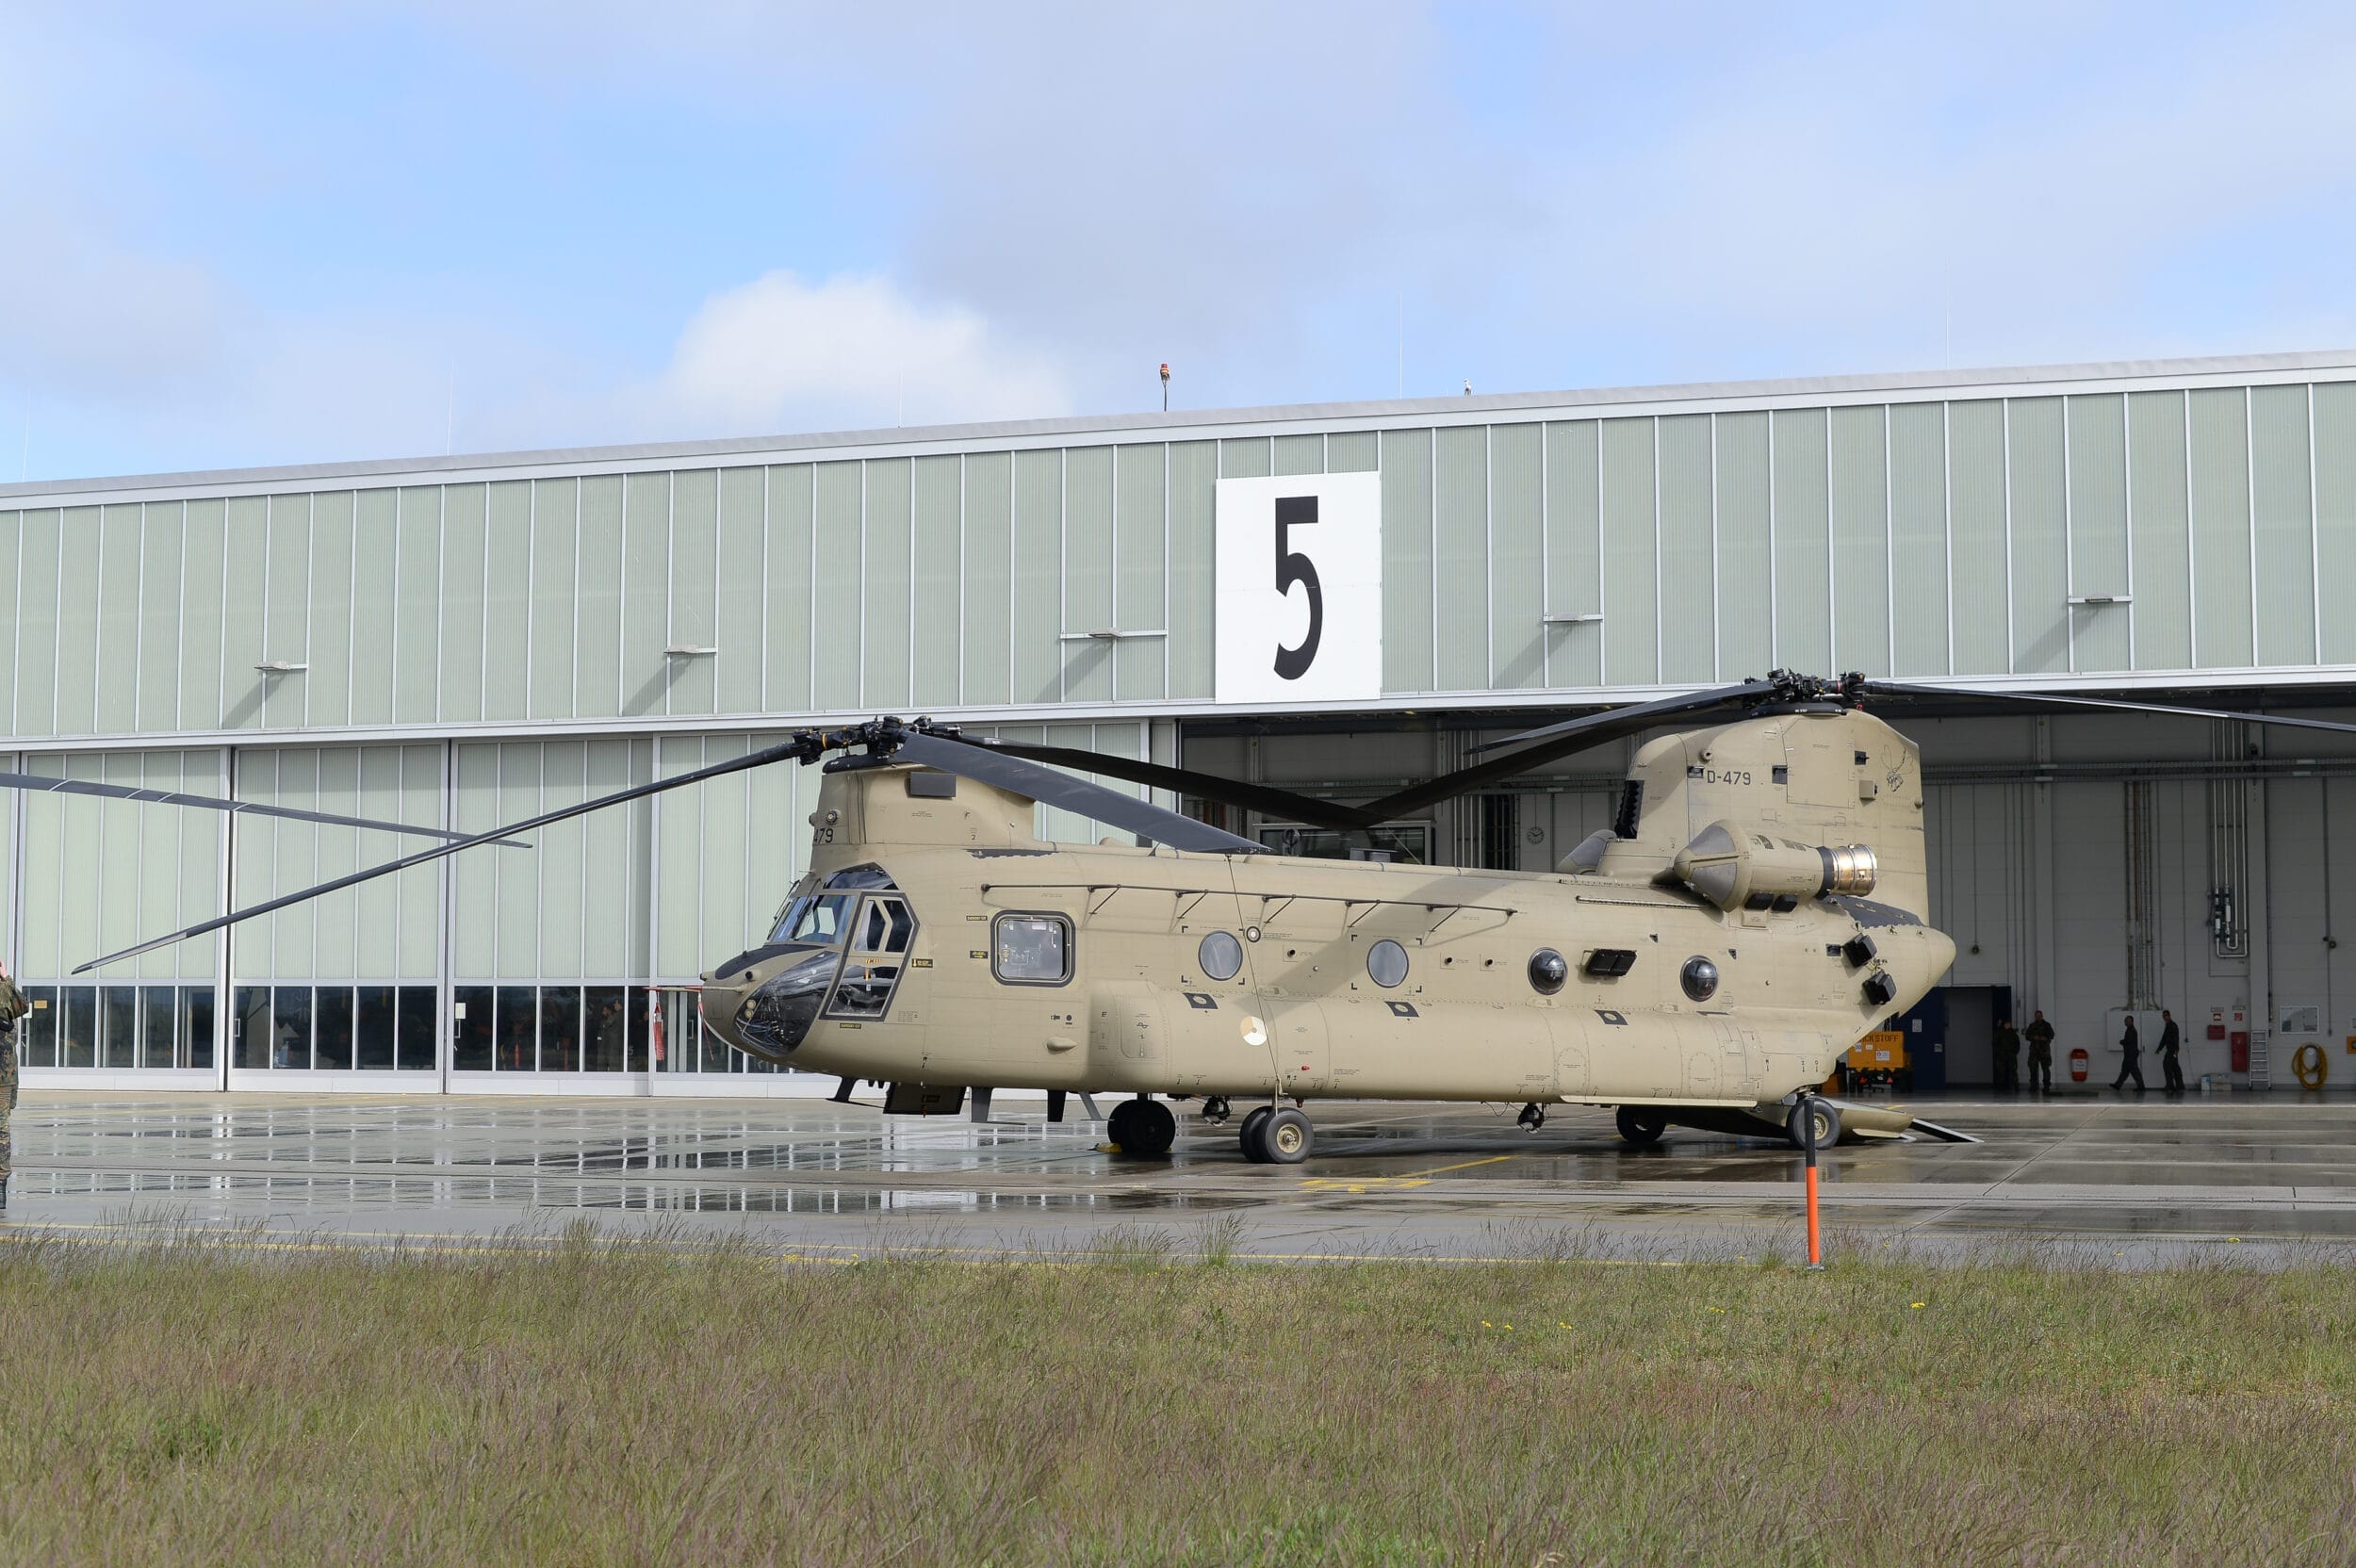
(1990, 1007, 2185, 1094)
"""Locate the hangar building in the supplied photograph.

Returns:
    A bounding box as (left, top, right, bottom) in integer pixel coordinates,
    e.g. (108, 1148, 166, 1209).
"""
(4, 349, 2353, 1095)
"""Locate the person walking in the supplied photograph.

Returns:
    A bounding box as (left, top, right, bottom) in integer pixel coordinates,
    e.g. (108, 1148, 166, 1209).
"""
(2156, 1009, 2184, 1094)
(2111, 1012, 2146, 1091)
(2023, 1011, 2056, 1093)
(1992, 1017, 2021, 1093)
(0, 961, 25, 1211)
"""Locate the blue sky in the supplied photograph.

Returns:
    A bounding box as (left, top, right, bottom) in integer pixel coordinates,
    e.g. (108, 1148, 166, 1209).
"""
(5, 1, 2354, 482)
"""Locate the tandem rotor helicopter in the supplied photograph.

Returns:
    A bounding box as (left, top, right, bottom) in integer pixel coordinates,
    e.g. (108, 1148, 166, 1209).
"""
(46, 671, 2356, 1164)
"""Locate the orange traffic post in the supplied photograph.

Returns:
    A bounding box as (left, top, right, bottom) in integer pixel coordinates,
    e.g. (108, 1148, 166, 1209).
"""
(1802, 1091, 1824, 1270)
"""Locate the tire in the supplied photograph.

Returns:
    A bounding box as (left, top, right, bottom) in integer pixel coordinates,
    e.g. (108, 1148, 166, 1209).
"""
(1262, 1107, 1314, 1164)
(1787, 1099, 1842, 1153)
(1239, 1104, 1274, 1163)
(1615, 1106, 1666, 1146)
(1110, 1097, 1175, 1157)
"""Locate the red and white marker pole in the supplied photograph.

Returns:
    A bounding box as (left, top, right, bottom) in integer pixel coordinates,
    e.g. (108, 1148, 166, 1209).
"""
(1801, 1091, 1824, 1268)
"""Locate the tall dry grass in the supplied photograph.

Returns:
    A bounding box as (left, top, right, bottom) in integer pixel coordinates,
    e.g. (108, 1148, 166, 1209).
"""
(0, 1219, 2350, 1565)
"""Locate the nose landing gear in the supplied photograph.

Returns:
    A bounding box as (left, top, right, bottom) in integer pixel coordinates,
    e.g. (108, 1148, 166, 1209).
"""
(1105, 1096, 1177, 1157)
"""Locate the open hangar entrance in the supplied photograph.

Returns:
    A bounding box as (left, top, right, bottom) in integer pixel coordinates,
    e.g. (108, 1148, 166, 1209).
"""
(1178, 684, 2356, 1090)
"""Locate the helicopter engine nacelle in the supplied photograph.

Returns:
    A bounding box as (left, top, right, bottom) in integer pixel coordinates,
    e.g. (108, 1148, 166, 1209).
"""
(1673, 820, 1876, 912)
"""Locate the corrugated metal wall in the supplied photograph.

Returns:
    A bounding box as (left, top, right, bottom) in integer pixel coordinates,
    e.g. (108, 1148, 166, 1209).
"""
(8, 383, 2351, 743)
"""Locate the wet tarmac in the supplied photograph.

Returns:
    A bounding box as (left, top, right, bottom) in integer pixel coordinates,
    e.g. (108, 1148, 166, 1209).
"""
(8, 1088, 2356, 1266)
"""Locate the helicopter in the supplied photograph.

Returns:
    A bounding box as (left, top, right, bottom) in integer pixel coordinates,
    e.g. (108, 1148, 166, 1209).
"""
(63, 669, 2356, 1164)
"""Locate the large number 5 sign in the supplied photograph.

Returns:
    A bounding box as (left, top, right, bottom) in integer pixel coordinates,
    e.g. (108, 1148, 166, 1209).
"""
(1214, 471, 1379, 705)
(1271, 496, 1322, 679)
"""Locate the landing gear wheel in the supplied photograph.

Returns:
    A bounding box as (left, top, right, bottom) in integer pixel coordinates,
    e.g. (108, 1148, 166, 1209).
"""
(1108, 1097, 1176, 1157)
(1615, 1106, 1666, 1146)
(1517, 1102, 1546, 1132)
(1202, 1095, 1233, 1125)
(1786, 1099, 1842, 1153)
(1261, 1107, 1314, 1164)
(1238, 1104, 1275, 1163)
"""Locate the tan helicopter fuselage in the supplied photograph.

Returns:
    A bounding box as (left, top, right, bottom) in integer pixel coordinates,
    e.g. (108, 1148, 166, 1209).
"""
(699, 707, 1954, 1116)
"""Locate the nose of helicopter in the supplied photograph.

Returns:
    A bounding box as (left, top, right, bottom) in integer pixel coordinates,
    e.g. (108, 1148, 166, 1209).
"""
(698, 944, 843, 1061)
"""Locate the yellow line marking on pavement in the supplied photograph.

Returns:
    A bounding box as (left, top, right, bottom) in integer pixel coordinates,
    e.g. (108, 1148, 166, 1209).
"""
(1299, 1153, 1517, 1194)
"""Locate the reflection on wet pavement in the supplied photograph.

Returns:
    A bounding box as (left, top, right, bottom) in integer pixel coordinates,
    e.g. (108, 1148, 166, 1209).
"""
(10, 1090, 2356, 1266)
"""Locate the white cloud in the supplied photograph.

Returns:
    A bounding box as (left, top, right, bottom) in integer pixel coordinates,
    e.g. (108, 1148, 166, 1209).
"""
(636, 270, 1072, 437)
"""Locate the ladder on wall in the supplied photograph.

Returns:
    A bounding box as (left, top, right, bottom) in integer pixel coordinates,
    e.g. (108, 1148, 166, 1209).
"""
(2247, 1029, 2270, 1089)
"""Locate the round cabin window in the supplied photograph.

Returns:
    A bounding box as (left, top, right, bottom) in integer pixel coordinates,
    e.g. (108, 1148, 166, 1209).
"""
(1529, 948, 1568, 995)
(1367, 939, 1410, 988)
(1198, 930, 1244, 982)
(1680, 956, 1720, 1003)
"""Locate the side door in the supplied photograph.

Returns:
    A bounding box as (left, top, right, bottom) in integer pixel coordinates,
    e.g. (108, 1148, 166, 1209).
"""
(824, 892, 918, 1021)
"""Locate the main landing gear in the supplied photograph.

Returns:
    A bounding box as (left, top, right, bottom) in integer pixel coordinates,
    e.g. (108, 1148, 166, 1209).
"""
(1517, 1102, 1546, 1132)
(1615, 1106, 1666, 1147)
(1239, 1104, 1313, 1164)
(1106, 1096, 1177, 1157)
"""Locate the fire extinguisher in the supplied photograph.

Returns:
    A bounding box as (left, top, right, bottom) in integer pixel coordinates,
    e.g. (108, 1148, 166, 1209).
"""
(2069, 1047, 2090, 1083)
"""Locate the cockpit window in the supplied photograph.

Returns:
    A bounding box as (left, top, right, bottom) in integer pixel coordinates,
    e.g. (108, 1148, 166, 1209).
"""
(771, 893, 856, 945)
(824, 864, 897, 890)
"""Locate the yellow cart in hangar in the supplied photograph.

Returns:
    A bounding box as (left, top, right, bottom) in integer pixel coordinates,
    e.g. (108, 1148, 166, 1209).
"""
(1841, 1029, 1909, 1092)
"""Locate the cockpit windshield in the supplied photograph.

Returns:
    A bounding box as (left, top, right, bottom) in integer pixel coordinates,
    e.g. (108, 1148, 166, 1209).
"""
(766, 864, 899, 945)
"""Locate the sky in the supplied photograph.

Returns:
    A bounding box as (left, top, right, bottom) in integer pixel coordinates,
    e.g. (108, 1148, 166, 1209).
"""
(4, 1, 2354, 482)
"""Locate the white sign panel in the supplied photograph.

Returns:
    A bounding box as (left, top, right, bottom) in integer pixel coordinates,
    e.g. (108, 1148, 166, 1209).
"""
(1214, 472, 1382, 705)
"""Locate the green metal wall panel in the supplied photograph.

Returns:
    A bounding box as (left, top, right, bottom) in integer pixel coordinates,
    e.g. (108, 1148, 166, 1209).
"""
(1829, 405, 1890, 677)
(695, 736, 754, 974)
(1488, 422, 1544, 690)
(13, 510, 58, 737)
(450, 743, 499, 976)
(439, 484, 486, 724)
(1947, 401, 2009, 675)
(0, 511, 15, 737)
(395, 745, 441, 982)
(2006, 398, 2069, 675)
(2188, 387, 2255, 667)
(811, 462, 863, 710)
(581, 737, 654, 980)
(530, 479, 581, 720)
(177, 501, 224, 731)
(960, 452, 1011, 706)
(569, 476, 625, 721)
(1380, 429, 1434, 692)
(1219, 437, 1271, 478)
(1272, 433, 1323, 476)
(258, 497, 310, 730)
(96, 504, 142, 733)
(494, 743, 541, 978)
(667, 468, 720, 714)
(136, 503, 184, 732)
(2065, 395, 2130, 672)
(741, 727, 803, 951)
(307, 493, 355, 728)
(620, 473, 670, 717)
(2250, 384, 2315, 666)
(1327, 432, 1378, 472)
(394, 487, 441, 724)
(1114, 444, 1167, 701)
(1433, 424, 1488, 690)
(2126, 391, 2192, 671)
(763, 466, 814, 712)
(348, 490, 397, 726)
(20, 750, 221, 984)
(1544, 421, 1601, 687)
(1656, 415, 1713, 683)
(1061, 447, 1114, 703)
(221, 497, 269, 728)
(228, 744, 431, 983)
(535, 741, 586, 978)
(716, 466, 767, 714)
(1167, 441, 1216, 701)
(2315, 383, 2356, 665)
(1011, 449, 1063, 705)
(1600, 417, 1657, 685)
(860, 459, 912, 710)
(911, 455, 963, 708)
(1772, 408, 1831, 676)
(482, 481, 531, 722)
(54, 506, 101, 735)
(312, 747, 361, 978)
(654, 737, 702, 976)
(1714, 413, 1771, 680)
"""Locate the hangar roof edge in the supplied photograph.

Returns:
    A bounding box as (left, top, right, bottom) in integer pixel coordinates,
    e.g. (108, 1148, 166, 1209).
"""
(8, 346, 2356, 505)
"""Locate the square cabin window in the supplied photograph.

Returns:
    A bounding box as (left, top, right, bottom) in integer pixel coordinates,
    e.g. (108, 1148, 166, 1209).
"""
(992, 913, 1072, 986)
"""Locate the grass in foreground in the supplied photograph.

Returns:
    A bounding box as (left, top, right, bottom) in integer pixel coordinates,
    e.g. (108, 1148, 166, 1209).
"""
(1, 1223, 2351, 1566)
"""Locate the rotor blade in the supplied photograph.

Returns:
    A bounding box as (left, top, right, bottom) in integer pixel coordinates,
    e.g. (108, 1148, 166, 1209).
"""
(1466, 679, 1781, 756)
(0, 771, 527, 847)
(949, 736, 1370, 833)
(893, 732, 1265, 855)
(73, 733, 823, 973)
(1862, 679, 2356, 737)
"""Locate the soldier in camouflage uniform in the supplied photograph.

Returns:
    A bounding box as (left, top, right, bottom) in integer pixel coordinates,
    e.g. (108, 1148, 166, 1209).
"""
(0, 962, 24, 1209)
